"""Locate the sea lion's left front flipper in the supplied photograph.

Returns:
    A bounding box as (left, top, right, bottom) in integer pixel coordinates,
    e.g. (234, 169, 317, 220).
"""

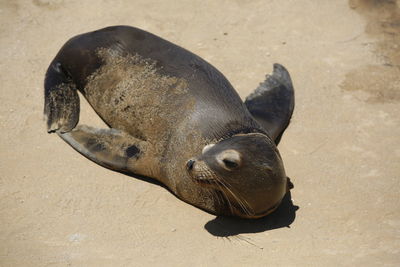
(244, 64, 294, 144)
(58, 125, 149, 174)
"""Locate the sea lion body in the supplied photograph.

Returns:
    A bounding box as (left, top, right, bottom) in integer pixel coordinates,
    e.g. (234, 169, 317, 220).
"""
(44, 26, 294, 218)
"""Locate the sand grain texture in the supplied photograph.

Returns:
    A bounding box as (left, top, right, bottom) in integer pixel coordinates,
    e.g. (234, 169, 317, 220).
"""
(0, 0, 399, 266)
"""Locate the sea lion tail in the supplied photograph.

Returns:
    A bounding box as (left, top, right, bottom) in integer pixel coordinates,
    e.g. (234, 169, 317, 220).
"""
(244, 64, 294, 145)
(44, 61, 80, 133)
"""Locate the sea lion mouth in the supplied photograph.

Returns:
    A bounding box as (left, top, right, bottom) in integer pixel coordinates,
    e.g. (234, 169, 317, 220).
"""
(194, 177, 281, 218)
(223, 198, 282, 219)
(193, 177, 224, 187)
(195, 177, 282, 218)
(249, 201, 281, 218)
(186, 162, 252, 216)
(193, 177, 258, 218)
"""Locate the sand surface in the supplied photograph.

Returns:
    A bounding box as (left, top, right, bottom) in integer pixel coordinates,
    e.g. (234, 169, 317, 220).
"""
(1, 0, 399, 266)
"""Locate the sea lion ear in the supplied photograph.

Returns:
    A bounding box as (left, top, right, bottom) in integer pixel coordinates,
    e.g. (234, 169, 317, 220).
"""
(216, 149, 242, 171)
(202, 143, 215, 154)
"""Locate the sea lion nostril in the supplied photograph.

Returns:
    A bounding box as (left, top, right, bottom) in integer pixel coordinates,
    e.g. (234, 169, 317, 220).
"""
(186, 159, 195, 171)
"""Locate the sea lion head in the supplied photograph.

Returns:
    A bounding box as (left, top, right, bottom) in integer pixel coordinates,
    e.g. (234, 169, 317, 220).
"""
(186, 133, 288, 219)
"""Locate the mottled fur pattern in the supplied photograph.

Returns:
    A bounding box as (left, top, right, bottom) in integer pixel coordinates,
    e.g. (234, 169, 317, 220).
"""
(44, 26, 294, 218)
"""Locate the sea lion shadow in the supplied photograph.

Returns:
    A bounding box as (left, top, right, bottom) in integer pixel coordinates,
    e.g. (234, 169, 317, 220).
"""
(204, 191, 299, 237)
(120, 171, 299, 236)
(121, 171, 167, 187)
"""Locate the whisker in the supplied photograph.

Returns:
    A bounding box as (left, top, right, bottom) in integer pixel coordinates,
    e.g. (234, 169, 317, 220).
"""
(218, 179, 254, 217)
(220, 179, 253, 215)
(215, 182, 234, 215)
(193, 167, 255, 216)
(221, 187, 245, 216)
(199, 169, 224, 210)
(206, 170, 231, 213)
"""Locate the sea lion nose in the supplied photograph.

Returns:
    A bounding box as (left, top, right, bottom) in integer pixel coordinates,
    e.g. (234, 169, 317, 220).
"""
(186, 159, 195, 171)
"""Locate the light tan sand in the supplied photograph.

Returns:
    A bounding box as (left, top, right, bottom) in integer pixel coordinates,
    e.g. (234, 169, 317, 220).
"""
(1, 0, 399, 266)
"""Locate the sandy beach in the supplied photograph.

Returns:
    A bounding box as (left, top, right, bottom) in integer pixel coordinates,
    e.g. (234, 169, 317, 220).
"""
(1, 0, 399, 266)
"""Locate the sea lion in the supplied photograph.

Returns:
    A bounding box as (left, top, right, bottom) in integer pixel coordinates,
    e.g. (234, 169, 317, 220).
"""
(44, 26, 294, 219)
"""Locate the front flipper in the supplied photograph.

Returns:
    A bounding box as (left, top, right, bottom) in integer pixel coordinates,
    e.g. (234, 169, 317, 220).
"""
(58, 125, 150, 174)
(44, 62, 80, 133)
(245, 64, 294, 144)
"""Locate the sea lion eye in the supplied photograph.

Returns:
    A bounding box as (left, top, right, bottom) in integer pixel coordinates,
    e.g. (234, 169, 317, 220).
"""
(222, 159, 239, 169)
(217, 150, 241, 171)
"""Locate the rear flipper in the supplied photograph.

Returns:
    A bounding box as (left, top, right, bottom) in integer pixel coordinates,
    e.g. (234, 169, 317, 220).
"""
(245, 64, 294, 144)
(44, 62, 79, 133)
(58, 125, 149, 174)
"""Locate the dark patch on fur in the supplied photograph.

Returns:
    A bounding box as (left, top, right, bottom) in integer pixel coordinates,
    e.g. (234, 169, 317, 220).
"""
(126, 145, 140, 158)
(86, 138, 106, 152)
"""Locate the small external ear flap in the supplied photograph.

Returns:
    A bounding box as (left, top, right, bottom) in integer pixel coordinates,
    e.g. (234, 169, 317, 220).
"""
(202, 143, 215, 155)
(216, 150, 242, 171)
